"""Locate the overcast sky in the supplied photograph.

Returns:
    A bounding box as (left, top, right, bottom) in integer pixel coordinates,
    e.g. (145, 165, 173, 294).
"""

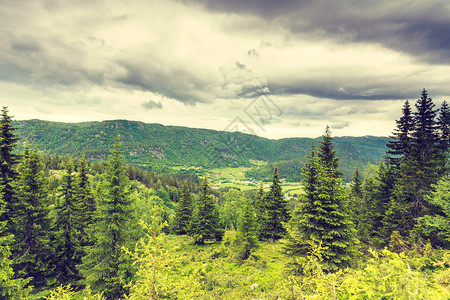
(1, 0, 450, 138)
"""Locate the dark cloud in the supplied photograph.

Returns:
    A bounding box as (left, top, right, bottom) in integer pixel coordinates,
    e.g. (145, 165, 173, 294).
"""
(10, 37, 42, 53)
(268, 82, 412, 101)
(188, 0, 450, 64)
(331, 121, 350, 130)
(235, 61, 246, 70)
(115, 59, 212, 104)
(142, 100, 163, 110)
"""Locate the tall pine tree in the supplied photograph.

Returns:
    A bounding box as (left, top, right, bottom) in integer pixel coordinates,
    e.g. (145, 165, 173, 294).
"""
(260, 165, 290, 242)
(80, 137, 132, 299)
(386, 100, 414, 171)
(189, 177, 223, 245)
(12, 145, 53, 288)
(172, 180, 193, 235)
(54, 158, 83, 285)
(0, 107, 20, 231)
(318, 125, 342, 178)
(286, 141, 357, 270)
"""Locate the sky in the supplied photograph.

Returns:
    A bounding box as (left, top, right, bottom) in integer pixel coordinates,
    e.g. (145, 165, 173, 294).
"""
(1, 0, 450, 138)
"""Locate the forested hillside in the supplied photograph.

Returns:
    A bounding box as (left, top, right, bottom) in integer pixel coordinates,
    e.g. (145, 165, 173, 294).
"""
(14, 119, 387, 181)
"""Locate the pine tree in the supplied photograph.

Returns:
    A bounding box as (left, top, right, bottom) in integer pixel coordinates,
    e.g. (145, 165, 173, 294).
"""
(0, 107, 20, 230)
(235, 197, 257, 260)
(318, 125, 342, 178)
(260, 165, 289, 242)
(386, 100, 414, 170)
(172, 181, 193, 235)
(80, 137, 132, 299)
(384, 89, 442, 240)
(54, 158, 83, 284)
(76, 155, 95, 248)
(77, 155, 96, 224)
(189, 177, 223, 245)
(12, 145, 53, 288)
(254, 181, 267, 240)
(285, 143, 357, 270)
(348, 167, 366, 242)
(437, 100, 449, 173)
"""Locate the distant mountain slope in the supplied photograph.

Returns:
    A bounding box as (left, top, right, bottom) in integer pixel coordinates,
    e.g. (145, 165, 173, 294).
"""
(14, 119, 388, 181)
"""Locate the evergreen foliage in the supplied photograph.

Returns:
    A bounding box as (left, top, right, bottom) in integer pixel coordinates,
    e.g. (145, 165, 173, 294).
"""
(12, 145, 53, 288)
(384, 90, 443, 239)
(386, 100, 414, 170)
(318, 125, 342, 178)
(54, 158, 83, 284)
(235, 197, 258, 260)
(80, 137, 132, 299)
(260, 165, 290, 242)
(189, 177, 224, 245)
(417, 177, 450, 248)
(254, 181, 266, 239)
(0, 183, 31, 299)
(0, 107, 20, 230)
(286, 141, 357, 270)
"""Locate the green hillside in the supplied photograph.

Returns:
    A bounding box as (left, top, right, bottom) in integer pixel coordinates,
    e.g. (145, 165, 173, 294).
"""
(14, 119, 388, 181)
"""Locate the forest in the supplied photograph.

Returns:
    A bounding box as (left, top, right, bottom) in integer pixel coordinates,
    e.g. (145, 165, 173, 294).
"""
(0, 89, 449, 299)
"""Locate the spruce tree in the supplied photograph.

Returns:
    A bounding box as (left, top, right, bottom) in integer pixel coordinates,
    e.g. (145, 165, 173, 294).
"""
(0, 107, 20, 230)
(172, 181, 193, 235)
(285, 143, 357, 270)
(235, 197, 257, 260)
(437, 100, 449, 173)
(254, 181, 267, 239)
(189, 177, 223, 245)
(54, 158, 83, 284)
(318, 125, 342, 178)
(76, 155, 95, 249)
(80, 137, 132, 299)
(384, 89, 442, 239)
(259, 166, 289, 242)
(386, 100, 414, 171)
(12, 145, 53, 288)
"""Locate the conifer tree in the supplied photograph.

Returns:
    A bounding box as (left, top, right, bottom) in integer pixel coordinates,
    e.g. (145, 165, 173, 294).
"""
(189, 177, 223, 245)
(286, 143, 357, 270)
(386, 100, 414, 170)
(235, 197, 257, 260)
(172, 181, 193, 235)
(76, 155, 95, 247)
(80, 137, 132, 299)
(254, 181, 267, 239)
(0, 107, 20, 229)
(384, 89, 442, 240)
(77, 155, 96, 224)
(260, 165, 290, 242)
(318, 125, 342, 178)
(437, 100, 449, 173)
(12, 145, 53, 288)
(54, 158, 83, 284)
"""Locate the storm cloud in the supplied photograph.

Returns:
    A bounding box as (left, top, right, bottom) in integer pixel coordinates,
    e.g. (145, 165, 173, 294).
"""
(1, 0, 450, 138)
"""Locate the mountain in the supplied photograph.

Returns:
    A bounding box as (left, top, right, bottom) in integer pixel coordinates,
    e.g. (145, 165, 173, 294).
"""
(14, 119, 388, 181)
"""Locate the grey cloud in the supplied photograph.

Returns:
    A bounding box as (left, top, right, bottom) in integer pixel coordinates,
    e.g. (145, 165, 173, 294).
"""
(331, 121, 350, 130)
(10, 37, 42, 53)
(188, 0, 450, 64)
(115, 59, 213, 104)
(268, 82, 412, 101)
(142, 100, 163, 110)
(235, 61, 246, 70)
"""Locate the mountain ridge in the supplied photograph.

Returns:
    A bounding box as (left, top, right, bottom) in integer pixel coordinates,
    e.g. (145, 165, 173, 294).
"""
(13, 119, 389, 181)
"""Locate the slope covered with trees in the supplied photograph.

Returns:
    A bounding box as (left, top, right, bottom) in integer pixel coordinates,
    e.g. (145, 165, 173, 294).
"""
(13, 119, 388, 181)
